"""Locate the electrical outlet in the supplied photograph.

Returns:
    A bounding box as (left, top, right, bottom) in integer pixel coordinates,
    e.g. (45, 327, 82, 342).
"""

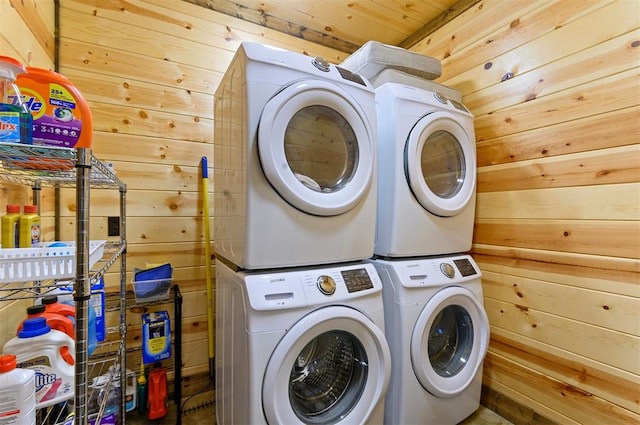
(108, 216, 120, 236)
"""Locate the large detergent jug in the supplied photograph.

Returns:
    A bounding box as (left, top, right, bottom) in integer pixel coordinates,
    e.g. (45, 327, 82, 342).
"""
(17, 304, 75, 339)
(2, 317, 75, 409)
(0, 354, 36, 425)
(15, 67, 92, 148)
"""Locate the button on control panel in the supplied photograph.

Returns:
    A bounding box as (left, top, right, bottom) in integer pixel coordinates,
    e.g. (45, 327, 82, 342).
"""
(440, 263, 455, 279)
(316, 275, 336, 295)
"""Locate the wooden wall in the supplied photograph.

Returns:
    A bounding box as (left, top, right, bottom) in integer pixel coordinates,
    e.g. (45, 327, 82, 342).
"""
(410, 0, 640, 423)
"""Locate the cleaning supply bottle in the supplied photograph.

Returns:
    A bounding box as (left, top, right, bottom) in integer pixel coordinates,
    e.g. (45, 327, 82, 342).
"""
(0, 55, 32, 144)
(2, 317, 75, 409)
(17, 304, 74, 339)
(41, 295, 75, 321)
(0, 354, 36, 425)
(2, 204, 21, 248)
(18, 205, 40, 248)
(16, 67, 92, 148)
(147, 366, 168, 420)
(136, 363, 147, 415)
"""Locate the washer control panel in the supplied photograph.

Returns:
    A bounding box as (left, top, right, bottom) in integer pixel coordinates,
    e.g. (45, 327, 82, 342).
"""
(244, 262, 381, 310)
(377, 255, 480, 289)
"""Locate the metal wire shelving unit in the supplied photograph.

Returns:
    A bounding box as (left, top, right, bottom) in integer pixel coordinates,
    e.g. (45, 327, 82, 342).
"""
(0, 143, 127, 425)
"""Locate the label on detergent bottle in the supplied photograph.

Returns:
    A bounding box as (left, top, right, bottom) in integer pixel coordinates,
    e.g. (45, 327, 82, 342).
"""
(16, 68, 92, 148)
(17, 355, 73, 406)
(19, 84, 81, 147)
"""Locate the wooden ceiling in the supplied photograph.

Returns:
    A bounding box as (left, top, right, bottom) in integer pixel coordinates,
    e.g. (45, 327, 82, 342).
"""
(183, 0, 477, 53)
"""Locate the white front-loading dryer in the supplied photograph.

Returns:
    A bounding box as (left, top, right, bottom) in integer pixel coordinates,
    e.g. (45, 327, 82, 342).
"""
(374, 82, 477, 257)
(214, 42, 378, 270)
(369, 254, 489, 425)
(215, 259, 391, 425)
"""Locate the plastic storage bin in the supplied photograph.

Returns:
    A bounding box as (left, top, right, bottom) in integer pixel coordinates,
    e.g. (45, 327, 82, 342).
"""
(0, 240, 105, 283)
(133, 278, 172, 303)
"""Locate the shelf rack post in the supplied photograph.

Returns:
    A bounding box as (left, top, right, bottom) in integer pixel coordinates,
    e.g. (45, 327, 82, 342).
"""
(74, 147, 91, 425)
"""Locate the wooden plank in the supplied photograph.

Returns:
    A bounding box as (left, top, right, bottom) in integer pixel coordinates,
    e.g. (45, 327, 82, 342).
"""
(484, 298, 640, 374)
(60, 7, 236, 72)
(8, 0, 55, 61)
(484, 352, 638, 425)
(55, 186, 204, 216)
(476, 106, 640, 167)
(477, 144, 640, 192)
(474, 67, 639, 141)
(480, 384, 558, 425)
(59, 39, 220, 94)
(410, 0, 552, 62)
(86, 102, 213, 143)
(91, 133, 213, 167)
(442, 0, 629, 92)
(474, 218, 640, 258)
(476, 183, 640, 220)
(56, 216, 211, 244)
(0, 0, 54, 67)
(488, 332, 640, 414)
(65, 0, 346, 61)
(465, 29, 640, 116)
(472, 244, 640, 274)
(59, 69, 213, 118)
(482, 270, 639, 334)
(182, 0, 360, 53)
(400, 0, 480, 48)
(475, 254, 640, 297)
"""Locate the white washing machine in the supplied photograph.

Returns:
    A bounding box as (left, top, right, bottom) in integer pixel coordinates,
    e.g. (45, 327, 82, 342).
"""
(373, 81, 478, 257)
(214, 42, 378, 270)
(370, 254, 489, 425)
(215, 259, 391, 425)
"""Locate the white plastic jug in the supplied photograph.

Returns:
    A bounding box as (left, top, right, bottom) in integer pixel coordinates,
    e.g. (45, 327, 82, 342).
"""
(0, 354, 36, 425)
(2, 317, 75, 408)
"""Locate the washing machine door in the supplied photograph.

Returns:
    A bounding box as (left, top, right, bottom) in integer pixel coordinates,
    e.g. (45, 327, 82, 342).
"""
(405, 111, 476, 217)
(410, 286, 489, 398)
(258, 80, 375, 216)
(262, 306, 391, 425)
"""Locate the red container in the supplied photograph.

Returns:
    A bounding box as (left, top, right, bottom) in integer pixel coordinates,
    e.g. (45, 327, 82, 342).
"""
(17, 304, 74, 340)
(147, 367, 168, 420)
(42, 295, 75, 319)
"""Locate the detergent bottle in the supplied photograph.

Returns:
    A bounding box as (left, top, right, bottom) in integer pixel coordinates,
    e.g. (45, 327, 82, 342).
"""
(0, 55, 32, 144)
(15, 67, 92, 148)
(18, 205, 40, 248)
(1, 204, 21, 248)
(2, 317, 75, 409)
(0, 354, 36, 425)
(17, 304, 74, 339)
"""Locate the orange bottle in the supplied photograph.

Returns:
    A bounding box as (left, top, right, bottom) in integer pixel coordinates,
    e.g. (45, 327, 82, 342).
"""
(15, 67, 92, 149)
(41, 295, 76, 320)
(147, 367, 168, 420)
(17, 304, 75, 340)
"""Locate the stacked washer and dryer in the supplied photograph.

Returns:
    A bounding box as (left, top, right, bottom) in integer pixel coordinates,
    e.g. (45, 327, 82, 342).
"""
(213, 42, 391, 425)
(341, 41, 490, 425)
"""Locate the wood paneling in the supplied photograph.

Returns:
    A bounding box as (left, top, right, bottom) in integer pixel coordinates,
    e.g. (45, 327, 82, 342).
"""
(411, 0, 640, 422)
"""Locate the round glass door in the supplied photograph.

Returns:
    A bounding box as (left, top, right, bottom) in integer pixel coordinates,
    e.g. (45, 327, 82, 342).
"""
(258, 80, 374, 216)
(289, 331, 367, 424)
(405, 112, 475, 217)
(410, 287, 489, 398)
(262, 306, 390, 424)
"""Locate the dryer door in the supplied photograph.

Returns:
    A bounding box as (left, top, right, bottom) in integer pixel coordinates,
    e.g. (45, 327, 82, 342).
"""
(258, 80, 375, 216)
(410, 286, 489, 398)
(404, 111, 475, 217)
(262, 306, 390, 425)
